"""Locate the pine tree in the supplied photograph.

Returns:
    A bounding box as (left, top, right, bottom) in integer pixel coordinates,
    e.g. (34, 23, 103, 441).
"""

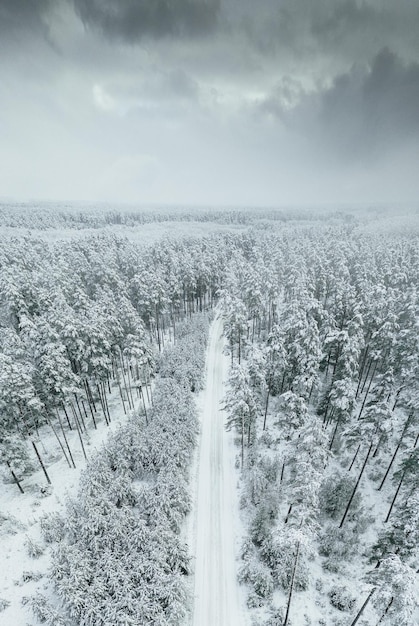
(223, 364, 259, 467)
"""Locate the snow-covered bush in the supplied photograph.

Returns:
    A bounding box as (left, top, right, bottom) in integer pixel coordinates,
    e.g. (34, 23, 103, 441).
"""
(319, 524, 359, 561)
(258, 428, 275, 448)
(247, 465, 270, 505)
(328, 585, 356, 612)
(370, 492, 419, 568)
(0, 512, 26, 536)
(0, 434, 33, 482)
(21, 570, 43, 583)
(249, 499, 277, 546)
(139, 471, 191, 533)
(319, 470, 361, 520)
(367, 554, 418, 626)
(22, 594, 67, 626)
(239, 557, 274, 600)
(264, 607, 285, 626)
(261, 527, 310, 591)
(247, 590, 265, 608)
(24, 536, 44, 558)
(39, 513, 66, 544)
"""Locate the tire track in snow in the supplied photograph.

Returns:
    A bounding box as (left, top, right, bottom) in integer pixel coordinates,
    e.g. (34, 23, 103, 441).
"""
(192, 315, 247, 626)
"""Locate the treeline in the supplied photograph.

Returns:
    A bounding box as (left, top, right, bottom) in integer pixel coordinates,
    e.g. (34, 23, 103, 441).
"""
(27, 314, 209, 626)
(0, 201, 359, 230)
(220, 226, 418, 624)
(0, 232, 225, 490)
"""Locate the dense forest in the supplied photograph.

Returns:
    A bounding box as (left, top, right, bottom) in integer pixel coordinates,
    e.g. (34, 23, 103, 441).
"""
(0, 204, 417, 625)
(220, 223, 418, 624)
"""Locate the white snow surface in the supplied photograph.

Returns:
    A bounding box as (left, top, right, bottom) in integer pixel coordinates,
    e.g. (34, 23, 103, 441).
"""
(191, 315, 249, 626)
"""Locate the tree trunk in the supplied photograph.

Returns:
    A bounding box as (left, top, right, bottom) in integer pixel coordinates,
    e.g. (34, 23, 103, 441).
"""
(384, 470, 405, 523)
(376, 597, 393, 624)
(55, 408, 76, 469)
(155, 305, 161, 352)
(146, 364, 153, 406)
(284, 503, 293, 524)
(372, 434, 384, 458)
(32, 441, 51, 485)
(283, 540, 300, 626)
(84, 379, 97, 412)
(348, 444, 361, 471)
(81, 398, 96, 429)
(349, 588, 376, 626)
(45, 413, 71, 468)
(101, 382, 112, 423)
(359, 358, 373, 396)
(61, 402, 73, 430)
(72, 409, 87, 461)
(125, 356, 135, 409)
(160, 311, 165, 348)
(73, 394, 86, 431)
(280, 461, 285, 483)
(145, 374, 151, 404)
(83, 382, 97, 423)
(96, 384, 109, 426)
(325, 348, 333, 380)
(263, 388, 270, 430)
(241, 413, 244, 469)
(340, 441, 373, 528)
(280, 370, 287, 394)
(70, 400, 85, 432)
(378, 413, 412, 491)
(141, 388, 148, 425)
(325, 407, 335, 429)
(392, 386, 403, 411)
(119, 354, 133, 410)
(358, 360, 378, 419)
(6, 460, 24, 494)
(329, 414, 341, 451)
(356, 344, 370, 399)
(117, 375, 127, 415)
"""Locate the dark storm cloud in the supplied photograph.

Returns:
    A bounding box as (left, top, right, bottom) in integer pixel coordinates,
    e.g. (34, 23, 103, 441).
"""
(0, 0, 53, 38)
(319, 48, 419, 157)
(223, 1, 419, 63)
(72, 0, 220, 41)
(260, 48, 419, 161)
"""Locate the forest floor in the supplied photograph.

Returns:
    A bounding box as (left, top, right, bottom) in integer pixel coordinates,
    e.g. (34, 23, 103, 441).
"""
(189, 314, 249, 626)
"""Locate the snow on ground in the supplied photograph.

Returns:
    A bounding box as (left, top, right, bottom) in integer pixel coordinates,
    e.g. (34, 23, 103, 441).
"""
(190, 314, 249, 626)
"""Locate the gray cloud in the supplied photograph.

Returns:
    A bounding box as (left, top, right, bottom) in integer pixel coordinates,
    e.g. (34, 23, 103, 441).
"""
(0, 0, 57, 46)
(319, 48, 419, 158)
(72, 0, 220, 41)
(259, 48, 419, 161)
(256, 1, 419, 61)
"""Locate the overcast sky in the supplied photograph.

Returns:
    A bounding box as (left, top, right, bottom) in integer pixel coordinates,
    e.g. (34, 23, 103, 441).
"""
(1, 0, 419, 207)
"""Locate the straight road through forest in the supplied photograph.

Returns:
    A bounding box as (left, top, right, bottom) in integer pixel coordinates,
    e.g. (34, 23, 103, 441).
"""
(192, 314, 247, 626)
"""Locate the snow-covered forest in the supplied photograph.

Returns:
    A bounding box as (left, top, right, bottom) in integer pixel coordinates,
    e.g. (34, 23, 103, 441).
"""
(0, 203, 418, 625)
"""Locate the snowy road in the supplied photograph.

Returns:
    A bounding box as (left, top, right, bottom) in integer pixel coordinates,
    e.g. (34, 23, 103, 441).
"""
(191, 314, 247, 626)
